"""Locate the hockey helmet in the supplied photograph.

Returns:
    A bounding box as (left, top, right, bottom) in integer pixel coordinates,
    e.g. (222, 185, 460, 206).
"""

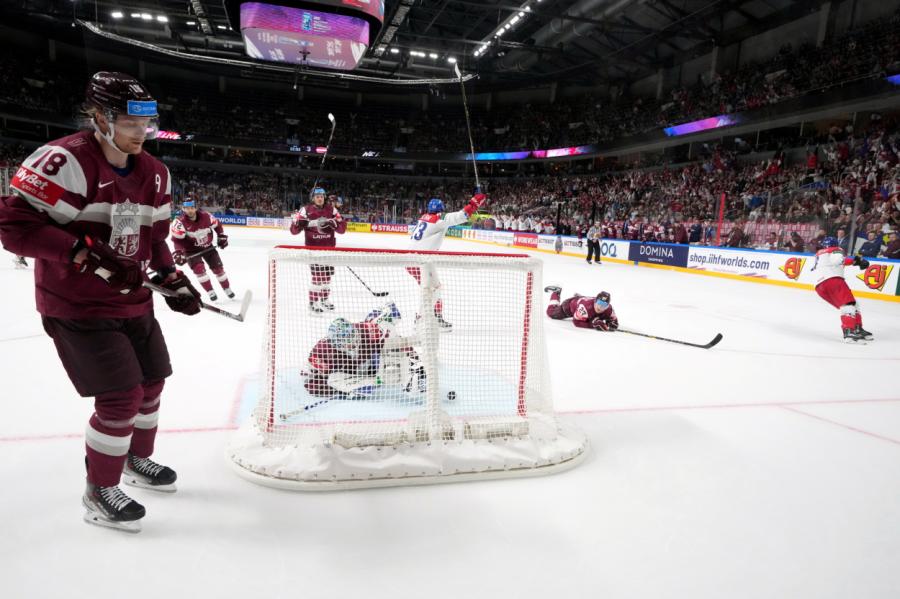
(427, 198, 444, 213)
(821, 236, 839, 249)
(327, 318, 359, 353)
(312, 187, 326, 196)
(595, 291, 611, 312)
(85, 72, 159, 141)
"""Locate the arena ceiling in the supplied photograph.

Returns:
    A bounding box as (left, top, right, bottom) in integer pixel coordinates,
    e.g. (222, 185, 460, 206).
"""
(6, 0, 829, 88)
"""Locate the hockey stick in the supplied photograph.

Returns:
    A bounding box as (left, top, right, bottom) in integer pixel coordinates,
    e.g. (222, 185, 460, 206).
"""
(143, 281, 253, 322)
(310, 112, 337, 195)
(278, 397, 331, 421)
(616, 328, 723, 350)
(453, 63, 481, 193)
(347, 266, 389, 297)
(174, 246, 216, 265)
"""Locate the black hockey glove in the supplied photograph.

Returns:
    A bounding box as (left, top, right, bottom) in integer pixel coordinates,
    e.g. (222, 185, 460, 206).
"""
(150, 271, 201, 316)
(72, 236, 144, 293)
(853, 256, 870, 269)
(217, 234, 229, 249)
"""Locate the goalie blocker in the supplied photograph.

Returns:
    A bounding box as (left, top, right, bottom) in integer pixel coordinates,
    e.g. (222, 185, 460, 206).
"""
(227, 246, 587, 489)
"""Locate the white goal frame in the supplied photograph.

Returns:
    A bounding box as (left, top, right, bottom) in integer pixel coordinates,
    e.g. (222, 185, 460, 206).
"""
(227, 245, 587, 490)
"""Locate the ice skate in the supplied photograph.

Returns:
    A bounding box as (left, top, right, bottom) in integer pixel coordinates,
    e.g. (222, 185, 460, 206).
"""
(842, 328, 866, 344)
(544, 285, 562, 294)
(208, 291, 218, 302)
(855, 325, 873, 341)
(224, 288, 236, 299)
(83, 481, 145, 533)
(13, 256, 28, 269)
(309, 300, 325, 314)
(435, 311, 453, 332)
(319, 298, 335, 311)
(123, 453, 177, 492)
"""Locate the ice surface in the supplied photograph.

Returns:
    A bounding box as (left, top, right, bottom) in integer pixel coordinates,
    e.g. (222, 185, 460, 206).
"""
(1, 228, 899, 599)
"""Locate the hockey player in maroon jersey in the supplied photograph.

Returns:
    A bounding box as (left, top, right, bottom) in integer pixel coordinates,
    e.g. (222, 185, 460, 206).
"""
(170, 199, 234, 301)
(305, 303, 424, 398)
(289, 187, 347, 313)
(544, 286, 619, 331)
(811, 236, 873, 343)
(0, 72, 201, 533)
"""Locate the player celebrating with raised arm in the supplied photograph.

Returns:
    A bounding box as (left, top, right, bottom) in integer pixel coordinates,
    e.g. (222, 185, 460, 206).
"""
(290, 187, 346, 313)
(0, 72, 201, 533)
(544, 286, 619, 331)
(407, 192, 486, 331)
(811, 236, 874, 343)
(170, 198, 234, 301)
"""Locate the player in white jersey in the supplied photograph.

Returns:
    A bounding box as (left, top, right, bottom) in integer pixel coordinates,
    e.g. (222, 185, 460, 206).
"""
(407, 193, 486, 331)
(810, 236, 873, 343)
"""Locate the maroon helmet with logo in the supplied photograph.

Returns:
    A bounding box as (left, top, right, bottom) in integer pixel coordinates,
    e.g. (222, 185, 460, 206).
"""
(85, 72, 159, 148)
(85, 71, 157, 116)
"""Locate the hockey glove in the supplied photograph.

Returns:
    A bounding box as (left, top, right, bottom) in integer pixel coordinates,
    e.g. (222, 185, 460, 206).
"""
(150, 271, 201, 316)
(590, 317, 610, 331)
(172, 250, 187, 266)
(72, 236, 144, 293)
(469, 193, 487, 210)
(217, 234, 229, 249)
(289, 213, 308, 235)
(853, 256, 870, 269)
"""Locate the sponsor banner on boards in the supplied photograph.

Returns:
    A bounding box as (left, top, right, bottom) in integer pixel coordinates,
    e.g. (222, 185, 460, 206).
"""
(513, 232, 538, 249)
(214, 214, 248, 226)
(345, 222, 372, 233)
(628, 242, 689, 267)
(371, 223, 412, 234)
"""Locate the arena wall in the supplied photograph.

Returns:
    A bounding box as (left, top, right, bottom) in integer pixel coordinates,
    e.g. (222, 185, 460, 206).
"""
(216, 216, 900, 302)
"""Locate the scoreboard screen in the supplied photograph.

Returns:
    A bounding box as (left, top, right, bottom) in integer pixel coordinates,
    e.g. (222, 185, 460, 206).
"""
(227, 0, 385, 71)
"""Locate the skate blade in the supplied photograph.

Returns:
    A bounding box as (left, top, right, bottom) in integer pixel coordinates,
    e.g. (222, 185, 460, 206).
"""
(83, 511, 142, 533)
(122, 475, 177, 493)
(843, 338, 867, 345)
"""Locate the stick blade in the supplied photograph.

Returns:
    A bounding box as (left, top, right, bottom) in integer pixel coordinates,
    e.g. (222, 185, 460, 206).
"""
(703, 333, 724, 349)
(453, 63, 462, 79)
(238, 290, 253, 321)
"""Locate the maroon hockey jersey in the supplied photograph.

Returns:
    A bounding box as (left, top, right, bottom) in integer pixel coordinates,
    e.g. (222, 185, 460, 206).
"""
(305, 322, 386, 396)
(0, 130, 174, 319)
(562, 296, 619, 330)
(290, 202, 347, 247)
(170, 209, 223, 253)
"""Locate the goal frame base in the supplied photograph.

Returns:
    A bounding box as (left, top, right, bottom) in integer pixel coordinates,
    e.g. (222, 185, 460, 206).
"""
(226, 420, 588, 491)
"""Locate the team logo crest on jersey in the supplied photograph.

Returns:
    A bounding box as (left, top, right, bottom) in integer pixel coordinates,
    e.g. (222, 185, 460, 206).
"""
(110, 199, 141, 256)
(779, 257, 806, 280)
(856, 264, 893, 291)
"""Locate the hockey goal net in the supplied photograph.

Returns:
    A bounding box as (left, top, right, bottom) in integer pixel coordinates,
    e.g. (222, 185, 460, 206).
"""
(227, 246, 587, 489)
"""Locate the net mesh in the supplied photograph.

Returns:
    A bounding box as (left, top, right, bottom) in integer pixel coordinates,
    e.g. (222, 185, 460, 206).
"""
(229, 246, 586, 488)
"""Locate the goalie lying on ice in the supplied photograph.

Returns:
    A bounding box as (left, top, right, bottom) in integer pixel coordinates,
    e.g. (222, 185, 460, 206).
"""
(304, 303, 426, 398)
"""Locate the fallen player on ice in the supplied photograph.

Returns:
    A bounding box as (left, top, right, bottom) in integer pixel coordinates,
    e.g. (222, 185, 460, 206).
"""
(303, 302, 426, 400)
(544, 286, 619, 331)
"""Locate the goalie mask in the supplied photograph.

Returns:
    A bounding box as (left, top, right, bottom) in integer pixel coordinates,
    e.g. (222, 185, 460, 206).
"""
(327, 318, 360, 355)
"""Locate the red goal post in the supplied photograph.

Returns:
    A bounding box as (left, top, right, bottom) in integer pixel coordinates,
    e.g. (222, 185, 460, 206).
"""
(228, 245, 587, 489)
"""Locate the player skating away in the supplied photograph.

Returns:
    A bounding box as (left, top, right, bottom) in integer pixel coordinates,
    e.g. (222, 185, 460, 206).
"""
(0, 71, 201, 533)
(290, 187, 347, 313)
(407, 193, 486, 331)
(170, 199, 234, 301)
(304, 303, 425, 399)
(811, 236, 873, 343)
(544, 286, 619, 331)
